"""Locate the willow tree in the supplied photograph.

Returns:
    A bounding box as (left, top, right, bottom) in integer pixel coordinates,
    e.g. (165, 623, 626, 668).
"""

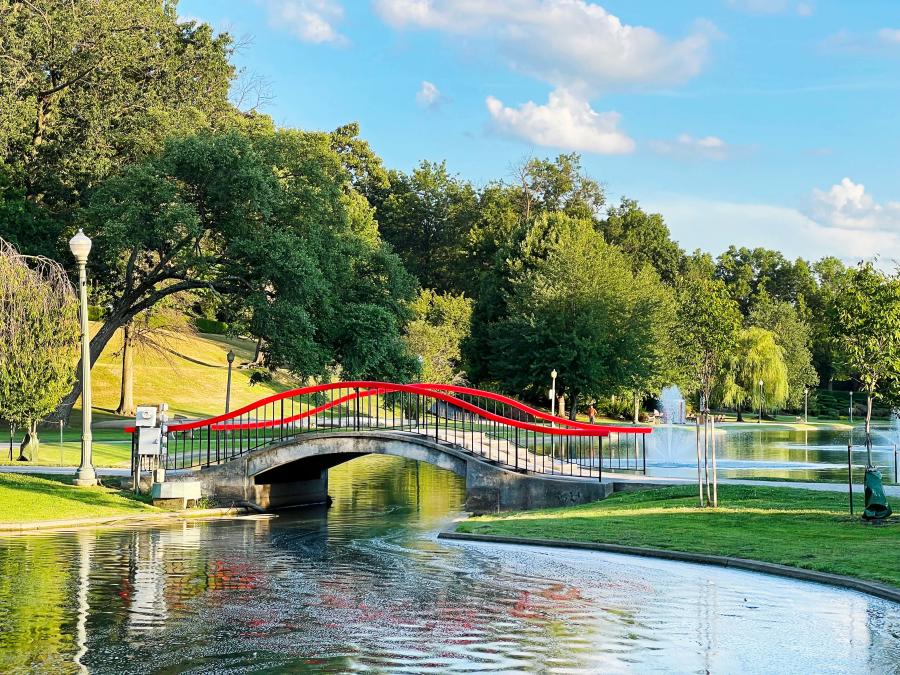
(0, 240, 79, 459)
(720, 327, 789, 421)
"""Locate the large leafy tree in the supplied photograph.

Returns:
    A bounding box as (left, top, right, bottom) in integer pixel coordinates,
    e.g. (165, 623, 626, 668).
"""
(0, 239, 79, 458)
(54, 128, 415, 417)
(375, 160, 478, 293)
(748, 294, 818, 409)
(830, 262, 900, 456)
(0, 0, 235, 256)
(490, 214, 675, 417)
(675, 268, 742, 408)
(719, 327, 789, 421)
(404, 290, 472, 384)
(598, 198, 685, 285)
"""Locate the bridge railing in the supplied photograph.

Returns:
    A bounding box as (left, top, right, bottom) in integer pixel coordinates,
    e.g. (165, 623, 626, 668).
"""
(127, 382, 652, 480)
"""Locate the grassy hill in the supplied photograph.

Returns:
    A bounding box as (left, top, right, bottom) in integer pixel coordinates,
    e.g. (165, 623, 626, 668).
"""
(1, 324, 300, 467)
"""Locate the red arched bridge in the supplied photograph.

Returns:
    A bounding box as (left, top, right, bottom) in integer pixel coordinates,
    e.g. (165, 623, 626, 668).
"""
(128, 382, 652, 512)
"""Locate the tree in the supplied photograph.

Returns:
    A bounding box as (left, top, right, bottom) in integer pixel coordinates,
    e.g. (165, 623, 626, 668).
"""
(675, 271, 742, 408)
(404, 290, 472, 384)
(490, 214, 675, 417)
(375, 160, 478, 294)
(0, 0, 235, 257)
(114, 306, 195, 417)
(748, 294, 818, 409)
(53, 127, 416, 418)
(0, 239, 79, 459)
(598, 198, 685, 285)
(719, 327, 789, 421)
(830, 262, 900, 458)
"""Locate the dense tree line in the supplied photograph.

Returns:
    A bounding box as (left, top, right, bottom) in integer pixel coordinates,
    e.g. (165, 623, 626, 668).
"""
(2, 1, 899, 433)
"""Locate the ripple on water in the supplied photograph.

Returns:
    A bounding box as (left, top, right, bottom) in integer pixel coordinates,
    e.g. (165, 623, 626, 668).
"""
(0, 454, 896, 674)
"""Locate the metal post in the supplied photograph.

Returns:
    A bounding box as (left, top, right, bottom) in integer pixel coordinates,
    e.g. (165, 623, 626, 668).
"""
(804, 387, 809, 424)
(696, 409, 703, 507)
(894, 444, 898, 485)
(848, 443, 854, 515)
(59, 419, 64, 467)
(70, 230, 97, 487)
(849, 390, 853, 423)
(711, 413, 718, 507)
(225, 350, 235, 413)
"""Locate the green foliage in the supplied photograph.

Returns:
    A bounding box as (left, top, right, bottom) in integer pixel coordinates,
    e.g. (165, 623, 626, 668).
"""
(375, 160, 479, 293)
(0, 0, 236, 257)
(490, 214, 676, 411)
(194, 317, 229, 335)
(598, 198, 685, 284)
(675, 270, 742, 403)
(0, 241, 79, 436)
(719, 327, 789, 417)
(404, 289, 473, 383)
(830, 262, 900, 435)
(748, 294, 818, 408)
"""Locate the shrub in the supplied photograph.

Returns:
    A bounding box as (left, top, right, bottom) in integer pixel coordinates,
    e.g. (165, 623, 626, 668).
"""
(194, 317, 229, 334)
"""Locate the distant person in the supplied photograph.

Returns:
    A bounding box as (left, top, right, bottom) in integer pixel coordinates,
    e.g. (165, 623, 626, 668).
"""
(588, 405, 597, 425)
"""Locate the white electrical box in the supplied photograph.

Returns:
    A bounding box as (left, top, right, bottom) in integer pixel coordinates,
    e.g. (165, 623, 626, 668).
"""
(135, 406, 157, 428)
(137, 426, 162, 455)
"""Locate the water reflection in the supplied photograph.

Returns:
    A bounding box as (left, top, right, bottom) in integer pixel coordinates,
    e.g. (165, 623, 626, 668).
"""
(0, 455, 896, 673)
(646, 425, 900, 482)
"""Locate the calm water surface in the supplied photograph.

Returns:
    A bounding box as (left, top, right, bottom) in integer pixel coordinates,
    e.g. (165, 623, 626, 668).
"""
(0, 455, 898, 673)
(646, 425, 900, 482)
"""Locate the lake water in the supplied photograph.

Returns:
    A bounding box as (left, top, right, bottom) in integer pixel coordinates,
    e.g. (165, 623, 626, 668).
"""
(0, 455, 897, 673)
(645, 424, 900, 483)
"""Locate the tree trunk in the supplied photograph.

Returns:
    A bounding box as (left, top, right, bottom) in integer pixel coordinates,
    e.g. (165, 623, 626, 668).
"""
(633, 390, 640, 424)
(115, 323, 135, 417)
(18, 421, 38, 462)
(50, 315, 125, 422)
(251, 336, 265, 366)
(736, 404, 744, 423)
(557, 394, 566, 420)
(568, 391, 579, 421)
(865, 392, 873, 466)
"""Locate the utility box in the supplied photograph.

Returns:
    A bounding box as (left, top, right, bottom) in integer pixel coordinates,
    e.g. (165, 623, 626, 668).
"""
(134, 406, 157, 428)
(137, 427, 162, 456)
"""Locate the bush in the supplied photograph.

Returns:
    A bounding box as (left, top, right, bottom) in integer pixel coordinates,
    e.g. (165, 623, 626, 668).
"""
(87, 305, 105, 321)
(194, 317, 228, 334)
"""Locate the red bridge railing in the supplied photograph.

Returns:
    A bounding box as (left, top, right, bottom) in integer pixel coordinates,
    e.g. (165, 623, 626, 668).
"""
(127, 382, 652, 480)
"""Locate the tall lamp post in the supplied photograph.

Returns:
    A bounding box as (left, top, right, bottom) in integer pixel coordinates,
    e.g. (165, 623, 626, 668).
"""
(225, 350, 235, 413)
(70, 229, 97, 487)
(804, 387, 809, 424)
(849, 389, 854, 423)
(550, 369, 558, 459)
(758, 379, 764, 424)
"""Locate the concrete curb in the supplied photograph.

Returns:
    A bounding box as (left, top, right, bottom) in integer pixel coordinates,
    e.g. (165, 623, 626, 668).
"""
(437, 530, 900, 605)
(0, 506, 253, 535)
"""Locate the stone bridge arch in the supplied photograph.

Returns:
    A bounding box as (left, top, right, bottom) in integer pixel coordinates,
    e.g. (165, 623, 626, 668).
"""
(190, 431, 611, 513)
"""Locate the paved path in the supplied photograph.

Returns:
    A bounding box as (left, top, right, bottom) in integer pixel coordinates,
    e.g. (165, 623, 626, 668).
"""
(604, 471, 900, 497)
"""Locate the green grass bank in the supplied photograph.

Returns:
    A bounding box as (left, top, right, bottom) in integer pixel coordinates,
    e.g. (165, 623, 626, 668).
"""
(0, 474, 156, 524)
(457, 485, 900, 588)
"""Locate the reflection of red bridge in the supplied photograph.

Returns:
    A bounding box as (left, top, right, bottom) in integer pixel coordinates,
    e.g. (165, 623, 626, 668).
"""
(128, 382, 651, 512)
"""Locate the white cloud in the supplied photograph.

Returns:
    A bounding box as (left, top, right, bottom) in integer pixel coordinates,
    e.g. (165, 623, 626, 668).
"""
(258, 0, 347, 44)
(727, 0, 813, 16)
(647, 178, 900, 265)
(877, 28, 900, 45)
(374, 0, 715, 92)
(416, 81, 445, 109)
(486, 88, 635, 155)
(811, 177, 900, 232)
(649, 133, 732, 160)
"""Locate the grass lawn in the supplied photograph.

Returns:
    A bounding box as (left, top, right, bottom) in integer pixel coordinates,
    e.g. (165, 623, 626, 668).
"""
(0, 473, 156, 523)
(458, 485, 900, 588)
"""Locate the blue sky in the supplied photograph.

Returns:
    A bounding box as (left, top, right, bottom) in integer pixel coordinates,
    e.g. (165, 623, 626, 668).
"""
(179, 0, 900, 263)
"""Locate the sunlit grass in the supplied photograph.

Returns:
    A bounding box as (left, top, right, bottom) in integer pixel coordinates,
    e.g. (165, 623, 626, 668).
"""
(0, 473, 156, 523)
(459, 485, 900, 587)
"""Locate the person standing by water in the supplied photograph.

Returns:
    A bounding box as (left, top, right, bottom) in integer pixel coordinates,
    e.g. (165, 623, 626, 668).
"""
(588, 404, 597, 425)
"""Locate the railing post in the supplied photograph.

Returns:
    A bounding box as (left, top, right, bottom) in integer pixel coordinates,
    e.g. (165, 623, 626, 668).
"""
(642, 434, 647, 475)
(354, 388, 360, 431)
(848, 443, 854, 516)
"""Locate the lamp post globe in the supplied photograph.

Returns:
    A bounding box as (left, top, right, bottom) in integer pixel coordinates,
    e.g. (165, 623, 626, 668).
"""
(69, 229, 97, 486)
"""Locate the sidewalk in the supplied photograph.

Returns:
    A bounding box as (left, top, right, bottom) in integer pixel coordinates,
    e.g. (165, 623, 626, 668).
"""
(603, 471, 900, 497)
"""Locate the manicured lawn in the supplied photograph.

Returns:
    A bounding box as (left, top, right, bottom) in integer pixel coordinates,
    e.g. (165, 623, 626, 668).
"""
(0, 473, 155, 523)
(458, 485, 900, 588)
